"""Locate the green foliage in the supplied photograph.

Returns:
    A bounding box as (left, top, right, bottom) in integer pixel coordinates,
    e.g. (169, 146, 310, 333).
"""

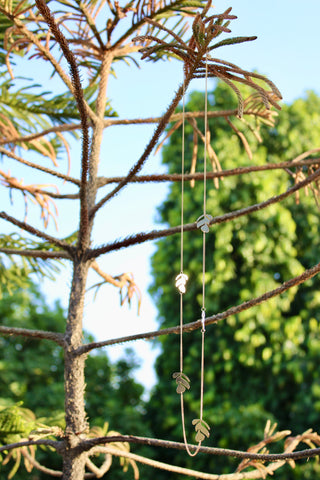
(0, 404, 33, 440)
(147, 84, 320, 478)
(0, 234, 60, 298)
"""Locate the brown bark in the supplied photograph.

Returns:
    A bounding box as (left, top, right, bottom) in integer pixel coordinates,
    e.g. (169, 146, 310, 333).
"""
(62, 260, 90, 479)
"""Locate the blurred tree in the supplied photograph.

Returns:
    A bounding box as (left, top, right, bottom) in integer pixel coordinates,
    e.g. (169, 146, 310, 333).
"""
(147, 84, 320, 478)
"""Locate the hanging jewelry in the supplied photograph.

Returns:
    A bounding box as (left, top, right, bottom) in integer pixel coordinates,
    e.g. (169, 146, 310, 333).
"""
(173, 53, 211, 456)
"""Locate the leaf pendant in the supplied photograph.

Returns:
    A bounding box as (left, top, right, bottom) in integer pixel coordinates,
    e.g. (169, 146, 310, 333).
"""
(196, 214, 213, 233)
(175, 273, 188, 294)
(172, 372, 191, 394)
(192, 418, 210, 442)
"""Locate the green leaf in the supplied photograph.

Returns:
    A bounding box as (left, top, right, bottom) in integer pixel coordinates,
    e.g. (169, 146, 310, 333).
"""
(209, 35, 257, 51)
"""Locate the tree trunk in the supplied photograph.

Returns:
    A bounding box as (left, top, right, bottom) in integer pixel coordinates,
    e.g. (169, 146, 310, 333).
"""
(62, 259, 90, 480)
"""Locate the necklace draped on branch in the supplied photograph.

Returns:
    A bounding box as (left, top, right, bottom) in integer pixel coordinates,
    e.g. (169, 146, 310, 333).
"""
(173, 51, 211, 457)
(134, 0, 282, 456)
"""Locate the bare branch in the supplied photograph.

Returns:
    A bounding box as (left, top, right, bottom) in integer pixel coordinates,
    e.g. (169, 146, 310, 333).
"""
(85, 52, 113, 236)
(88, 445, 283, 480)
(0, 107, 275, 148)
(225, 116, 252, 160)
(81, 434, 320, 462)
(89, 49, 207, 218)
(5, 11, 97, 124)
(29, 190, 79, 200)
(21, 448, 62, 477)
(23, 447, 113, 479)
(97, 158, 320, 186)
(0, 211, 75, 253)
(91, 260, 133, 289)
(0, 147, 80, 185)
(0, 325, 65, 346)
(112, 0, 195, 50)
(88, 166, 320, 258)
(0, 248, 71, 259)
(0, 122, 82, 146)
(35, 0, 90, 253)
(77, 258, 320, 354)
(0, 439, 61, 454)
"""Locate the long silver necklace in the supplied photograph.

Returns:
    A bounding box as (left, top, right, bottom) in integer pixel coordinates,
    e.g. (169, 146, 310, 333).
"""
(173, 53, 211, 456)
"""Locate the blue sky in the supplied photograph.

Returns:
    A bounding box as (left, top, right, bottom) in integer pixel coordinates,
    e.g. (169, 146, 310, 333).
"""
(2, 0, 320, 391)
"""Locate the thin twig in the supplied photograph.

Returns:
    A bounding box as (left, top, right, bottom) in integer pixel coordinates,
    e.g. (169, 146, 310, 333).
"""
(91, 260, 127, 288)
(88, 166, 320, 259)
(112, 0, 196, 50)
(77, 258, 320, 354)
(0, 326, 65, 346)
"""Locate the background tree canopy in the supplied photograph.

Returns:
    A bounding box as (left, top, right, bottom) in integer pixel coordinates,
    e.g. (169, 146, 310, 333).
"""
(146, 82, 320, 479)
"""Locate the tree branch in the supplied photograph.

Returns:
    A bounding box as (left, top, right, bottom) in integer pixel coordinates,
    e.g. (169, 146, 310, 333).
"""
(35, 0, 91, 254)
(0, 439, 61, 454)
(97, 157, 320, 186)
(81, 434, 320, 462)
(0, 107, 276, 147)
(110, 0, 210, 50)
(89, 445, 283, 480)
(22, 448, 63, 477)
(85, 51, 113, 242)
(0, 122, 82, 146)
(89, 50, 206, 219)
(0, 147, 79, 185)
(0, 212, 75, 253)
(0, 248, 70, 259)
(91, 260, 129, 288)
(88, 166, 320, 259)
(29, 190, 79, 200)
(6, 11, 97, 124)
(0, 325, 65, 346)
(77, 258, 320, 354)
